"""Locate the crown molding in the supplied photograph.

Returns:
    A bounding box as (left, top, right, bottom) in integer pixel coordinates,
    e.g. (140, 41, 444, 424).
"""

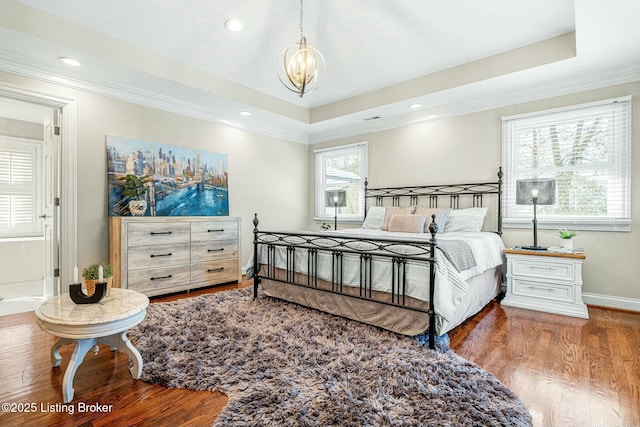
(1, 50, 639, 147)
(0, 52, 310, 145)
(308, 66, 640, 144)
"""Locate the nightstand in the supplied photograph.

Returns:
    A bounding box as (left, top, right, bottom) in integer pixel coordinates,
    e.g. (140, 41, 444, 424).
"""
(502, 248, 588, 319)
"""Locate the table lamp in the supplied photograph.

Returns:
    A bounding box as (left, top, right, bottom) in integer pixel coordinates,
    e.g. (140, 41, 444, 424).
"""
(516, 178, 556, 250)
(325, 190, 347, 230)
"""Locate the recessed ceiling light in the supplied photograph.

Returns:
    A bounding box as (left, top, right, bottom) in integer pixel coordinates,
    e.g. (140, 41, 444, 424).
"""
(58, 57, 83, 67)
(239, 111, 251, 116)
(225, 18, 243, 32)
(409, 103, 422, 109)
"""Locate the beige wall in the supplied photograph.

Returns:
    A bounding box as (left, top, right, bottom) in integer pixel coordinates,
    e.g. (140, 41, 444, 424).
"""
(0, 71, 309, 276)
(309, 81, 640, 304)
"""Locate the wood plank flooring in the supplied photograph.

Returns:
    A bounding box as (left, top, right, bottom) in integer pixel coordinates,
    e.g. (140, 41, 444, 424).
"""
(1, 280, 638, 427)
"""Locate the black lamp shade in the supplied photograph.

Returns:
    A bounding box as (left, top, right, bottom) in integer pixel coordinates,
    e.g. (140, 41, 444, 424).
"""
(325, 190, 347, 207)
(516, 179, 556, 205)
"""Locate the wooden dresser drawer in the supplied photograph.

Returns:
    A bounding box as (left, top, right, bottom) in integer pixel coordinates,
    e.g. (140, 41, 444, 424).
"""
(191, 220, 238, 242)
(127, 222, 190, 247)
(511, 278, 574, 303)
(127, 264, 191, 293)
(511, 257, 574, 282)
(191, 258, 239, 285)
(128, 243, 190, 270)
(191, 239, 239, 264)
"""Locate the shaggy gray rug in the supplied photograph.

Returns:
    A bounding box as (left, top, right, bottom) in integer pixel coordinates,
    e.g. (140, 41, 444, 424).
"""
(129, 288, 532, 426)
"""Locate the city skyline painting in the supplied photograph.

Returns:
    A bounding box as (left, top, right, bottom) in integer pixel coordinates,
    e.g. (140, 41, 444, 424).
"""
(106, 135, 229, 216)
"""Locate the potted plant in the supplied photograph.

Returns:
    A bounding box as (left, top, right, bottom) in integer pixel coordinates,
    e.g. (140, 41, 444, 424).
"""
(558, 229, 577, 249)
(118, 174, 149, 216)
(82, 263, 113, 296)
(321, 223, 331, 231)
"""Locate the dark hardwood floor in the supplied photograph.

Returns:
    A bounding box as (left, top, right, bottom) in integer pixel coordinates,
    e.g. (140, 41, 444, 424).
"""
(1, 279, 639, 427)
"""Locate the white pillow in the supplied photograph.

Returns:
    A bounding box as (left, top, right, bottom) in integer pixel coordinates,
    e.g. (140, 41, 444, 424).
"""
(443, 207, 488, 233)
(362, 206, 387, 229)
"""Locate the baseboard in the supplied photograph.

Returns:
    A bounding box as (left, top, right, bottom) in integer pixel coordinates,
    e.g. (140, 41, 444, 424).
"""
(581, 292, 640, 313)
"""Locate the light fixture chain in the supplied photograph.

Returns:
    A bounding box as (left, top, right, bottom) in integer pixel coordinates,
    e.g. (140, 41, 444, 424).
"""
(299, 0, 304, 38)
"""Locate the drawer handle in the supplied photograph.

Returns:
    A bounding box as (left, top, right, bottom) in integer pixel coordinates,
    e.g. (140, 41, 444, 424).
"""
(208, 229, 224, 233)
(208, 248, 225, 252)
(150, 231, 173, 235)
(528, 285, 555, 292)
(527, 266, 555, 270)
(208, 267, 224, 273)
(150, 274, 173, 281)
(150, 253, 172, 258)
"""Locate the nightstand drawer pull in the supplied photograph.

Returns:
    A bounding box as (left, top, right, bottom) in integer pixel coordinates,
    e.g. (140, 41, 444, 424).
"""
(528, 285, 555, 292)
(527, 266, 555, 270)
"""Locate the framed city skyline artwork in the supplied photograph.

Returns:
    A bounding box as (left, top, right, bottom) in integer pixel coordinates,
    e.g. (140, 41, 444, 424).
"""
(106, 135, 229, 216)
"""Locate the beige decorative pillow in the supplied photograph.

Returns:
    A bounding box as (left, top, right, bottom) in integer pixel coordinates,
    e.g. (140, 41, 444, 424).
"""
(414, 207, 451, 233)
(383, 206, 416, 230)
(387, 214, 426, 234)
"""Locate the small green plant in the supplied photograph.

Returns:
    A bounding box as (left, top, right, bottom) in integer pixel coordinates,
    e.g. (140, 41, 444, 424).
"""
(118, 174, 149, 200)
(558, 229, 577, 239)
(82, 263, 112, 280)
(321, 223, 331, 231)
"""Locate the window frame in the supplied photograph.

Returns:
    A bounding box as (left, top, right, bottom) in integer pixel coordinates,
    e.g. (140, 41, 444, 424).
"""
(314, 142, 368, 222)
(502, 96, 632, 232)
(0, 135, 43, 239)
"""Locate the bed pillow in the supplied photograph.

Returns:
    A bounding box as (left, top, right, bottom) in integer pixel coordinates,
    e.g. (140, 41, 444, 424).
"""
(443, 207, 488, 233)
(383, 206, 416, 230)
(414, 207, 451, 234)
(362, 206, 387, 229)
(387, 214, 426, 234)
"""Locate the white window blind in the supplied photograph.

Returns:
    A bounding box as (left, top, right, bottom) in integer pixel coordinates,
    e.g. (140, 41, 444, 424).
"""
(502, 96, 631, 231)
(0, 136, 41, 237)
(314, 142, 368, 221)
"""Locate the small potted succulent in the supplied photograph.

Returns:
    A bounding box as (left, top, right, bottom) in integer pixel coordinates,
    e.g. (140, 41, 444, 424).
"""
(321, 223, 331, 231)
(82, 263, 113, 296)
(118, 174, 150, 216)
(558, 229, 577, 249)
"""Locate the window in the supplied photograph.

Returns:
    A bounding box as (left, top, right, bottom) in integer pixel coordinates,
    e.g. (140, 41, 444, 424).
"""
(314, 142, 367, 221)
(502, 96, 631, 231)
(0, 136, 42, 238)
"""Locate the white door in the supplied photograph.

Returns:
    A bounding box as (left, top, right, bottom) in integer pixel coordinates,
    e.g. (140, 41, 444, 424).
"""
(42, 110, 60, 297)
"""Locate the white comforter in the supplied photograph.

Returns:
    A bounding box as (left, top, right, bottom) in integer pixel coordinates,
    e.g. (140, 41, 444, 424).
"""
(250, 228, 505, 329)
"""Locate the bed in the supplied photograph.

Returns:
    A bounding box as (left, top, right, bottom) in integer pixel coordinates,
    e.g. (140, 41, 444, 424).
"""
(250, 169, 504, 349)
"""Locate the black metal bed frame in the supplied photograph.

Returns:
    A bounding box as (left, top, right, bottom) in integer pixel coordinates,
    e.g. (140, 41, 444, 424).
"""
(252, 168, 503, 349)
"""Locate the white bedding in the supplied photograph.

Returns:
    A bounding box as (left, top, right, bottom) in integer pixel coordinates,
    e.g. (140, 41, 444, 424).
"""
(251, 228, 505, 334)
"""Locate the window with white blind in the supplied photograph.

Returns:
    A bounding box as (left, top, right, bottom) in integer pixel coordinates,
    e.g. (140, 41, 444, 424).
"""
(0, 136, 42, 238)
(314, 142, 368, 222)
(502, 96, 631, 231)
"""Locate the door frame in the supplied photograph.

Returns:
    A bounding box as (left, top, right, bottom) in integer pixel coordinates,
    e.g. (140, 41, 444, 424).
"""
(0, 82, 78, 292)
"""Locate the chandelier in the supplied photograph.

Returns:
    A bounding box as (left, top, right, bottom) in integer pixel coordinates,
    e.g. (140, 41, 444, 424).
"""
(277, 0, 326, 98)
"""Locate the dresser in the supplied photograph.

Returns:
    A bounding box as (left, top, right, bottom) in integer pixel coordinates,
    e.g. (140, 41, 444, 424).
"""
(502, 248, 588, 319)
(110, 216, 242, 297)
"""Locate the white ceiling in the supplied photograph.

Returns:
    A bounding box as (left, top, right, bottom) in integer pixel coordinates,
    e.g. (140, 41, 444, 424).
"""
(0, 0, 639, 143)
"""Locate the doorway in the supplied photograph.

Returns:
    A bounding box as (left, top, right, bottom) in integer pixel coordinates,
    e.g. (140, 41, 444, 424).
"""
(0, 96, 59, 316)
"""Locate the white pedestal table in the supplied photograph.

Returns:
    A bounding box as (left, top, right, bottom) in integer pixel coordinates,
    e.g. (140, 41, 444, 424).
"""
(35, 288, 149, 403)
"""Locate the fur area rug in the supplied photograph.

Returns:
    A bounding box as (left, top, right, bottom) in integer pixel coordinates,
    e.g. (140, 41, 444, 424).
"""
(129, 288, 532, 426)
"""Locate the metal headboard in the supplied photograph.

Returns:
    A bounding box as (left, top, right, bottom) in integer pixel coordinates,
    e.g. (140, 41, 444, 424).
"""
(364, 167, 503, 235)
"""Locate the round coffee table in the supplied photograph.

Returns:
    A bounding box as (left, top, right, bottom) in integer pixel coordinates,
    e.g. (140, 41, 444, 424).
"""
(35, 288, 149, 403)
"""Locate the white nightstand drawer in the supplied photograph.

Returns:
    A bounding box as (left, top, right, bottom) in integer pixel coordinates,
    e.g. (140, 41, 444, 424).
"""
(511, 257, 574, 282)
(511, 278, 575, 303)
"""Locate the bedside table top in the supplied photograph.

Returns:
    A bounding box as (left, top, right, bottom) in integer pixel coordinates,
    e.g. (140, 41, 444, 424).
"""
(504, 248, 586, 259)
